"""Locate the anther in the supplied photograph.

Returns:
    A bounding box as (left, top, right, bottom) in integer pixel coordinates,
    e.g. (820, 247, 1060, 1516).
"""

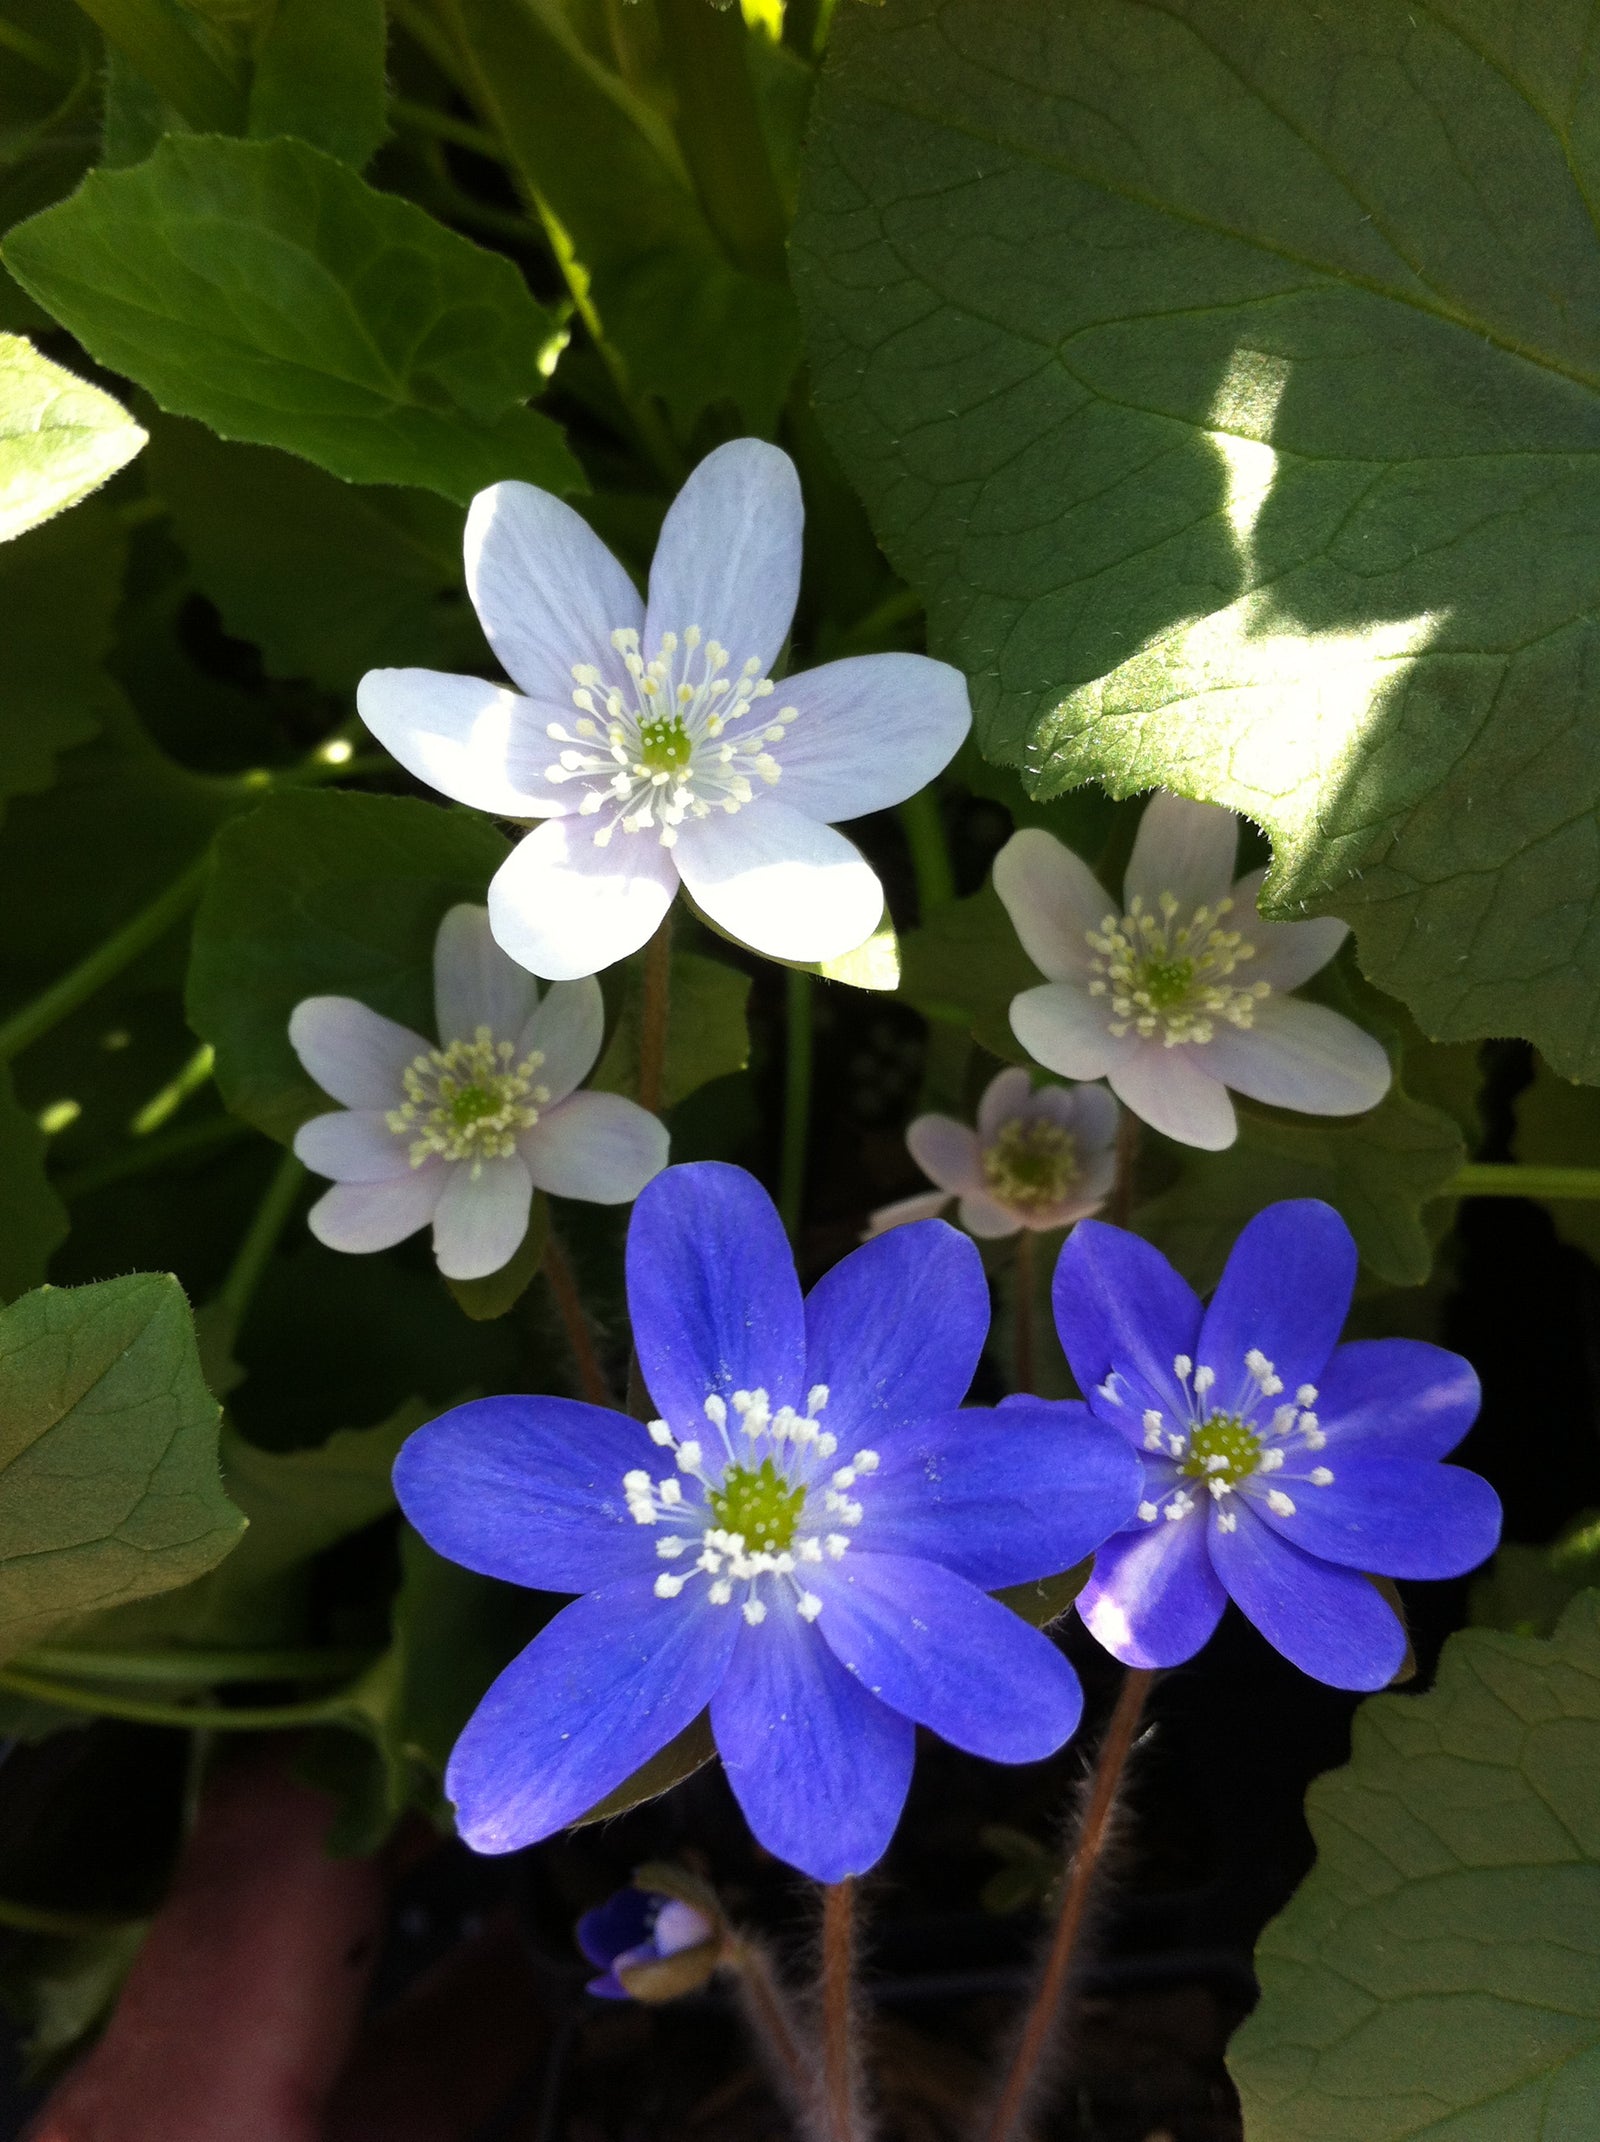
(1266, 1490, 1296, 1516)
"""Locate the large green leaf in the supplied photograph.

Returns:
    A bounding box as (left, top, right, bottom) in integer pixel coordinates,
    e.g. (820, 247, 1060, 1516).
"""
(0, 1067, 67, 1306)
(0, 334, 145, 542)
(1231, 1590, 1600, 2140)
(2, 136, 580, 503)
(0, 1276, 244, 1660)
(247, 0, 386, 170)
(794, 0, 1600, 1078)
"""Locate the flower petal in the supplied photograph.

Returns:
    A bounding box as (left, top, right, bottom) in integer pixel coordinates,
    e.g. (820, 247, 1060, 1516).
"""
(711, 1606, 913, 1883)
(289, 996, 426, 1109)
(433, 902, 540, 1046)
(1207, 1500, 1406, 1690)
(1077, 1510, 1227, 1668)
(431, 1155, 533, 1280)
(862, 1402, 1143, 1587)
(517, 976, 603, 1103)
(904, 1114, 985, 1196)
(1230, 867, 1349, 990)
(1010, 982, 1129, 1081)
(993, 829, 1108, 982)
(488, 818, 678, 982)
(446, 1576, 738, 1853)
(1031, 1078, 1120, 1153)
(814, 1552, 1083, 1763)
(357, 669, 568, 816)
(1203, 996, 1392, 1118)
(673, 804, 883, 964)
(1123, 793, 1238, 915)
(1255, 1457, 1501, 1580)
(394, 1394, 663, 1590)
(977, 1066, 1035, 1142)
(293, 1109, 409, 1184)
(1106, 1043, 1238, 1149)
(645, 439, 801, 677)
(465, 480, 642, 705)
(1315, 1338, 1481, 1460)
(1051, 1219, 1202, 1432)
(522, 1091, 669, 1204)
(865, 1191, 952, 1236)
(770, 654, 970, 822)
(1198, 1199, 1355, 1408)
(802, 1220, 987, 1448)
(628, 1162, 806, 1428)
(956, 1190, 1022, 1238)
(576, 1890, 654, 1972)
(307, 1168, 445, 1254)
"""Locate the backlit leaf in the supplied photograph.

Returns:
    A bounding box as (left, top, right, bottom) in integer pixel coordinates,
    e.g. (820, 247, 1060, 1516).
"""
(0, 334, 144, 542)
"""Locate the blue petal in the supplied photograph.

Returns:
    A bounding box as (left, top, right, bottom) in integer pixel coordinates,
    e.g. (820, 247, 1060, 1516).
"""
(1315, 1339, 1481, 1459)
(1076, 1510, 1225, 1668)
(576, 1889, 654, 1970)
(446, 1576, 739, 1853)
(627, 1164, 806, 1428)
(586, 1971, 630, 2000)
(803, 1221, 987, 1448)
(1257, 1457, 1502, 1580)
(1051, 1221, 1202, 1432)
(861, 1404, 1143, 1588)
(1208, 1501, 1406, 1691)
(813, 1552, 1083, 1763)
(711, 1608, 913, 1883)
(395, 1397, 659, 1592)
(1197, 1201, 1355, 1412)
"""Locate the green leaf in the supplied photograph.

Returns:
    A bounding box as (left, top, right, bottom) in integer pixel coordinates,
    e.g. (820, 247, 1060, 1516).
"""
(1511, 1056, 1600, 1264)
(0, 1275, 244, 1661)
(186, 790, 511, 1143)
(898, 880, 1040, 1063)
(0, 502, 124, 827)
(794, 0, 1600, 1077)
(3, 136, 581, 503)
(0, 1067, 67, 1305)
(247, 0, 386, 169)
(1230, 1590, 1600, 2140)
(0, 333, 145, 542)
(1471, 1515, 1600, 1644)
(593, 947, 751, 1109)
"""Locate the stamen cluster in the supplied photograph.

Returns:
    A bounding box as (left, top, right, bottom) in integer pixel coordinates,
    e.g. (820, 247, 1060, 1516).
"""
(981, 1116, 1080, 1213)
(1086, 892, 1270, 1046)
(1129, 1348, 1333, 1534)
(385, 1027, 549, 1174)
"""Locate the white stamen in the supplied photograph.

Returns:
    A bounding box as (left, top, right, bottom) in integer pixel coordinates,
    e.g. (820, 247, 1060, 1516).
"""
(1266, 1489, 1296, 1516)
(1309, 1467, 1334, 1487)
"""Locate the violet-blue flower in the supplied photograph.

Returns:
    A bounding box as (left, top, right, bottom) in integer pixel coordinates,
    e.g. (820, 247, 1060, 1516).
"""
(394, 1161, 1143, 1883)
(1053, 1200, 1501, 1691)
(576, 1888, 718, 2001)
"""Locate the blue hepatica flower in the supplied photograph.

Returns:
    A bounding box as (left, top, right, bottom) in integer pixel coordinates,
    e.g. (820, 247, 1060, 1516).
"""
(1053, 1200, 1501, 1690)
(576, 1888, 717, 2001)
(395, 1161, 1143, 1883)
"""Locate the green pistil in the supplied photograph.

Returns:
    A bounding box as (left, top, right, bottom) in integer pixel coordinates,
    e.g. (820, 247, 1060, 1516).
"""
(1181, 1412, 1261, 1487)
(450, 1084, 502, 1129)
(638, 715, 692, 775)
(1139, 956, 1195, 1010)
(707, 1458, 805, 1553)
(983, 1118, 1080, 1211)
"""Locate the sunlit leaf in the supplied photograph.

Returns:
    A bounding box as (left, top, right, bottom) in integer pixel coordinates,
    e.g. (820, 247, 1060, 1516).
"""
(0, 334, 144, 542)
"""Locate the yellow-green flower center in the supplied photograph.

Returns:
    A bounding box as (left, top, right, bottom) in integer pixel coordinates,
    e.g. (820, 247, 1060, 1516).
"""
(706, 1457, 806, 1555)
(1180, 1412, 1261, 1488)
(637, 714, 693, 776)
(982, 1117, 1080, 1212)
(1087, 892, 1270, 1047)
(385, 1027, 549, 1174)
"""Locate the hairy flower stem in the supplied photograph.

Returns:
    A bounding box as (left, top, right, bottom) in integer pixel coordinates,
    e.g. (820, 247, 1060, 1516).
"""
(730, 1936, 811, 2120)
(543, 1227, 613, 1410)
(1012, 1230, 1036, 1397)
(638, 911, 673, 1118)
(818, 1880, 862, 2142)
(983, 1668, 1155, 2142)
(1110, 1109, 1141, 1229)
(780, 968, 814, 1238)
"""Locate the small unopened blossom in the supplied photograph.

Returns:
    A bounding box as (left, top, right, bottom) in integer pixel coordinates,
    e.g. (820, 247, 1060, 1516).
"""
(1050, 1200, 1501, 1690)
(289, 904, 667, 1281)
(358, 440, 971, 979)
(869, 1068, 1119, 1240)
(394, 1162, 1143, 1882)
(576, 1887, 720, 2002)
(994, 792, 1391, 1150)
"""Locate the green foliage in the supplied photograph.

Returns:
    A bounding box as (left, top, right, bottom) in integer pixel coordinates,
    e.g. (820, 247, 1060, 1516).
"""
(0, 1275, 244, 1660)
(794, 0, 1600, 1077)
(594, 945, 752, 1107)
(1231, 1591, 1600, 2139)
(1512, 1056, 1600, 1263)
(0, 1066, 67, 1303)
(246, 0, 387, 170)
(0, 503, 122, 827)
(2, 136, 580, 502)
(899, 880, 1039, 1061)
(0, 333, 145, 541)
(1472, 1515, 1600, 1643)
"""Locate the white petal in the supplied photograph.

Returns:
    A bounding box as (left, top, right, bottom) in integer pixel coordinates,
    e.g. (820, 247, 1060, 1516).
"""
(768, 654, 970, 823)
(956, 1190, 1022, 1239)
(488, 819, 678, 981)
(976, 1065, 1034, 1142)
(1124, 792, 1238, 915)
(865, 1190, 953, 1237)
(1203, 998, 1393, 1117)
(431, 1155, 534, 1280)
(1030, 1078, 1121, 1156)
(517, 977, 603, 1104)
(308, 1168, 445, 1254)
(992, 829, 1108, 982)
(465, 481, 642, 704)
(673, 803, 883, 963)
(293, 1109, 410, 1183)
(434, 903, 539, 1044)
(905, 1113, 986, 1196)
(1107, 1043, 1238, 1150)
(521, 1091, 669, 1203)
(1009, 981, 1129, 1081)
(645, 439, 801, 675)
(357, 669, 569, 816)
(289, 997, 426, 1109)
(1230, 867, 1350, 991)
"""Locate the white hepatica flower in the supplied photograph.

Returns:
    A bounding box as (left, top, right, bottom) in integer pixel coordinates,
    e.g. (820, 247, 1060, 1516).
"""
(289, 905, 668, 1281)
(868, 1067, 1120, 1239)
(994, 793, 1391, 1152)
(356, 439, 970, 979)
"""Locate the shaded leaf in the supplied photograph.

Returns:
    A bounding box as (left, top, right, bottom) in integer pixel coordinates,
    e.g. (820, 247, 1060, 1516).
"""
(0, 1066, 68, 1305)
(247, 0, 386, 170)
(1471, 1514, 1600, 1643)
(593, 948, 751, 1109)
(0, 333, 145, 541)
(574, 1710, 718, 1827)
(1511, 1055, 1600, 1264)
(0, 502, 123, 827)
(898, 880, 1039, 1063)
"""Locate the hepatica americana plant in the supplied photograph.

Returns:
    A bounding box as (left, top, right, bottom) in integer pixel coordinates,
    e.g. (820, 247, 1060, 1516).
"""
(0, 1, 1593, 2134)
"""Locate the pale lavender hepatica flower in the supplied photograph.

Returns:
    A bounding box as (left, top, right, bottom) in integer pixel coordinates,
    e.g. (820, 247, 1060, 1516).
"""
(358, 440, 971, 979)
(994, 792, 1391, 1150)
(869, 1067, 1119, 1240)
(289, 903, 667, 1281)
